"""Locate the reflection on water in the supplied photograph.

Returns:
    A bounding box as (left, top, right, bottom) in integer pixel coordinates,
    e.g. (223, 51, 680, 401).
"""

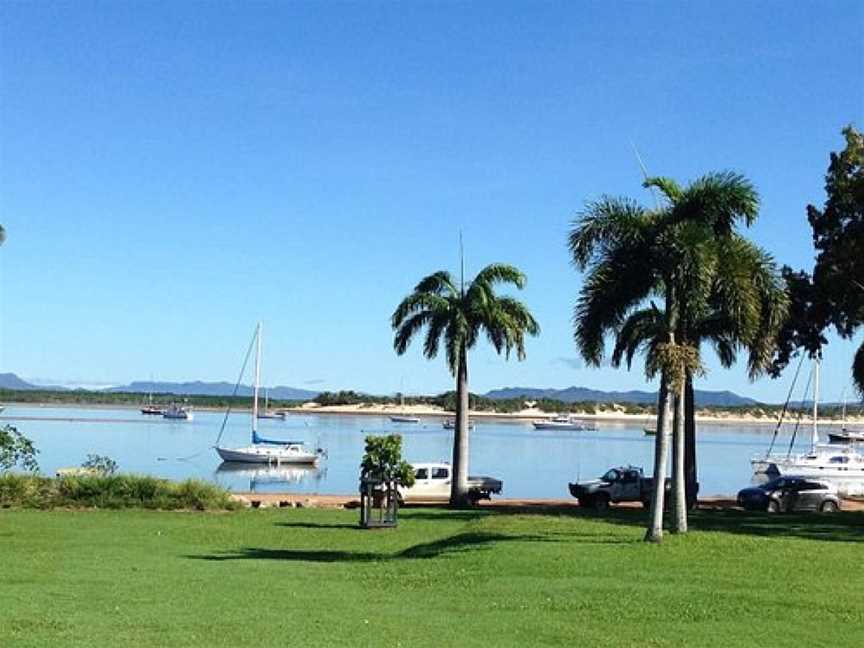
(214, 462, 324, 493)
(0, 404, 828, 497)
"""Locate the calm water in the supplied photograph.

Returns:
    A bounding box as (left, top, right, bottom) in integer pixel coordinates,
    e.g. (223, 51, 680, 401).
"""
(0, 405, 812, 497)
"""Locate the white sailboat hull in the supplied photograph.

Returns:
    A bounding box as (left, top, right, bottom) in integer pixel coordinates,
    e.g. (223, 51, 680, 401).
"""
(216, 445, 319, 465)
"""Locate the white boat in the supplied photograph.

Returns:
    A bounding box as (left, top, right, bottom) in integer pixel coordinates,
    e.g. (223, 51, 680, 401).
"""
(390, 415, 421, 423)
(257, 389, 287, 419)
(752, 360, 864, 495)
(163, 404, 193, 421)
(215, 323, 321, 465)
(390, 391, 419, 423)
(532, 415, 595, 431)
(443, 418, 474, 430)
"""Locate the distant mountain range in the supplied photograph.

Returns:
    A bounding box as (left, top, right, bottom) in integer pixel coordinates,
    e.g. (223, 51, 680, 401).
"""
(0, 372, 765, 406)
(0, 373, 318, 401)
(105, 381, 319, 401)
(483, 386, 760, 407)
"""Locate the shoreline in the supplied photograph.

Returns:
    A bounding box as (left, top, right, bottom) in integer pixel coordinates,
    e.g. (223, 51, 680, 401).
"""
(1, 399, 860, 426)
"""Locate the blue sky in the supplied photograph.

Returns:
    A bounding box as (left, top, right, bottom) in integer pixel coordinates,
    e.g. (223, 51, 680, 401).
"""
(1, 1, 862, 401)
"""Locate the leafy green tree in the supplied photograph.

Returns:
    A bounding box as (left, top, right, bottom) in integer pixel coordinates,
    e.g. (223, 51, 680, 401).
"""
(0, 425, 39, 473)
(773, 127, 864, 390)
(360, 434, 415, 488)
(392, 264, 539, 505)
(570, 172, 785, 541)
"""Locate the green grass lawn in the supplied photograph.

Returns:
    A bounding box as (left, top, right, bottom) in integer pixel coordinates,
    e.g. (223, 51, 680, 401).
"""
(1, 506, 862, 647)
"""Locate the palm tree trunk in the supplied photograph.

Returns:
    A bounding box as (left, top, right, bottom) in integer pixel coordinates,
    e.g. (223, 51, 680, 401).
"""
(671, 380, 688, 533)
(450, 346, 470, 506)
(684, 373, 697, 508)
(645, 372, 671, 543)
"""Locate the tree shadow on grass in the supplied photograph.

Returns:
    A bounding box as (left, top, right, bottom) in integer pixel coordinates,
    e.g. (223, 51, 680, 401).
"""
(274, 522, 359, 530)
(572, 506, 864, 543)
(188, 531, 559, 564)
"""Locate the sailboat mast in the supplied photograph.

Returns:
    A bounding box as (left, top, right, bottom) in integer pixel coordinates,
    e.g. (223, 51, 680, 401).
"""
(811, 358, 820, 451)
(252, 322, 262, 433)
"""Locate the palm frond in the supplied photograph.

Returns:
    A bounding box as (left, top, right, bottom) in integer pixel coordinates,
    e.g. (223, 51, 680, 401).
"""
(391, 292, 451, 329)
(643, 176, 683, 204)
(612, 307, 664, 370)
(568, 196, 650, 269)
(673, 171, 760, 235)
(414, 271, 458, 297)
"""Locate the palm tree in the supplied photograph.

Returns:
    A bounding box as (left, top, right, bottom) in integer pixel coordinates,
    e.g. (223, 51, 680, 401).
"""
(570, 171, 780, 541)
(392, 264, 539, 505)
(612, 238, 787, 511)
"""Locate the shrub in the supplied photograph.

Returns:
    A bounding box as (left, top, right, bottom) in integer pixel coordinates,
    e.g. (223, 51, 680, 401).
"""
(0, 474, 239, 510)
(81, 454, 118, 476)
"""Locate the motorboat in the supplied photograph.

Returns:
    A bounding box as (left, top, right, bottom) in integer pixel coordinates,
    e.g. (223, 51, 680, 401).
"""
(163, 404, 193, 421)
(443, 418, 474, 430)
(215, 323, 322, 465)
(141, 406, 164, 415)
(643, 427, 656, 436)
(827, 428, 864, 444)
(532, 415, 596, 431)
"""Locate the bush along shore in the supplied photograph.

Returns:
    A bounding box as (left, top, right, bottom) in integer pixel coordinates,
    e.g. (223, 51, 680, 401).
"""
(0, 473, 240, 511)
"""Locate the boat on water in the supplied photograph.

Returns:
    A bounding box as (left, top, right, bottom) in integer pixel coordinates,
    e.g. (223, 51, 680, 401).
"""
(827, 428, 864, 444)
(140, 385, 163, 415)
(215, 323, 322, 465)
(643, 427, 656, 436)
(257, 389, 287, 419)
(443, 418, 474, 430)
(389, 391, 419, 423)
(390, 415, 421, 423)
(163, 404, 193, 421)
(751, 360, 864, 495)
(532, 415, 596, 431)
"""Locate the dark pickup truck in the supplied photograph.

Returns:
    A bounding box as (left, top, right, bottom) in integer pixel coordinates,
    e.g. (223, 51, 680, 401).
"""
(568, 465, 668, 511)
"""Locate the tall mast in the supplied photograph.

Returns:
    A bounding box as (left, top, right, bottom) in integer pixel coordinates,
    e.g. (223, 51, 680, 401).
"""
(252, 322, 262, 433)
(811, 357, 820, 451)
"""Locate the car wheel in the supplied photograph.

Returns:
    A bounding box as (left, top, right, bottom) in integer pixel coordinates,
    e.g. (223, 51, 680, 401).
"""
(820, 500, 838, 513)
(766, 500, 781, 513)
(577, 496, 593, 509)
(640, 496, 651, 508)
(593, 494, 610, 512)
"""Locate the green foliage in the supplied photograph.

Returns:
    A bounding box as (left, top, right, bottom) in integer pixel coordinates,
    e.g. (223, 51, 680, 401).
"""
(360, 434, 415, 488)
(0, 473, 239, 510)
(391, 263, 539, 375)
(314, 390, 380, 406)
(81, 454, 118, 476)
(0, 425, 39, 473)
(773, 126, 864, 392)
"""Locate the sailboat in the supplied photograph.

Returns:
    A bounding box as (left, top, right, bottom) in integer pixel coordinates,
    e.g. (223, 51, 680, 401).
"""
(390, 392, 420, 423)
(215, 323, 321, 465)
(140, 389, 163, 416)
(751, 360, 864, 493)
(257, 388, 287, 420)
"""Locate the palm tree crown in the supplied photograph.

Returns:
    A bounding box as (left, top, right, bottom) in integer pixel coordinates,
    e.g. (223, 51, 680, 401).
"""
(392, 263, 539, 371)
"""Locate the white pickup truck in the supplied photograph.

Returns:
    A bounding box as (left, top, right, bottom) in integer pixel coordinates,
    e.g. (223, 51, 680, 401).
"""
(398, 462, 503, 504)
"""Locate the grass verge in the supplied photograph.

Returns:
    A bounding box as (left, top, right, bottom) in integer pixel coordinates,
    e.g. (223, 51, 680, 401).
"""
(1, 506, 863, 646)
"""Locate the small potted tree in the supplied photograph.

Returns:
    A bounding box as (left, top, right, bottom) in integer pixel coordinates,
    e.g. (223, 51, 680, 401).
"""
(359, 434, 414, 528)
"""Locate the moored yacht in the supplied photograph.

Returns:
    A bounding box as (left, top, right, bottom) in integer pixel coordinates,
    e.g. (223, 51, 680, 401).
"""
(532, 414, 596, 431)
(215, 323, 322, 465)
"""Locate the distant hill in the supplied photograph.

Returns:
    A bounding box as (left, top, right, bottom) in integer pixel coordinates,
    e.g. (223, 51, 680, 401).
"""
(0, 373, 318, 401)
(106, 380, 319, 401)
(483, 386, 759, 407)
(0, 373, 65, 391)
